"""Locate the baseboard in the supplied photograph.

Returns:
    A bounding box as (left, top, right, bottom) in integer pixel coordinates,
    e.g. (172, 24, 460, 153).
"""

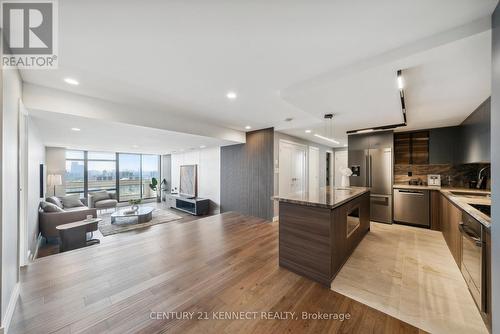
(0, 282, 20, 333)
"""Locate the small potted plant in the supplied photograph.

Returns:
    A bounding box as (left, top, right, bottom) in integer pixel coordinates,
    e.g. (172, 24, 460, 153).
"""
(149, 177, 167, 203)
(128, 199, 142, 211)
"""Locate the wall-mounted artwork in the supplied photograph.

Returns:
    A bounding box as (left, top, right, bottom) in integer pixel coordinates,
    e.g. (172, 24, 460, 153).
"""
(180, 165, 197, 198)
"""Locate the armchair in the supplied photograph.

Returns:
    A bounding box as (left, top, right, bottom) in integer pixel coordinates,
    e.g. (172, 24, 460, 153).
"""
(88, 190, 118, 211)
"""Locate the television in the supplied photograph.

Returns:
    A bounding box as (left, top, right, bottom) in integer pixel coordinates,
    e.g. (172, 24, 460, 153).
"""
(179, 165, 197, 198)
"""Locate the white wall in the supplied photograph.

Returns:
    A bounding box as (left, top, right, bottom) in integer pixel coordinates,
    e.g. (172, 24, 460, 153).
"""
(1, 67, 22, 329)
(171, 147, 220, 213)
(27, 119, 45, 257)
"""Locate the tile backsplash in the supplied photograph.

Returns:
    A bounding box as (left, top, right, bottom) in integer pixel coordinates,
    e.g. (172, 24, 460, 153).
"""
(394, 163, 491, 188)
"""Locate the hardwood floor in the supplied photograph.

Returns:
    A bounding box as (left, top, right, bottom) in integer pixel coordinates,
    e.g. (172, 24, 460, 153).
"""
(36, 203, 204, 258)
(14, 212, 424, 334)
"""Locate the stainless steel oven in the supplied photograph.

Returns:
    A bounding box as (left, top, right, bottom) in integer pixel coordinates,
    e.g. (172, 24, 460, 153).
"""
(459, 212, 485, 311)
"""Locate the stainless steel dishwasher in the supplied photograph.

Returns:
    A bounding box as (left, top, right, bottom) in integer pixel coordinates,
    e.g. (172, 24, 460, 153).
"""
(393, 188, 430, 227)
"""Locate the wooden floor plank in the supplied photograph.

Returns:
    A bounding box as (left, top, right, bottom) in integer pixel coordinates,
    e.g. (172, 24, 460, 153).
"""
(11, 211, 424, 334)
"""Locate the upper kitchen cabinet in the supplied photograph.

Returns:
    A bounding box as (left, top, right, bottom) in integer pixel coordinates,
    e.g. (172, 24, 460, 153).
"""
(348, 131, 393, 150)
(394, 131, 429, 164)
(459, 97, 491, 163)
(429, 126, 461, 164)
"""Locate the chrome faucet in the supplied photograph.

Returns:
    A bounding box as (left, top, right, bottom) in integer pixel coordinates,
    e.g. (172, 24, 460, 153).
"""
(477, 166, 490, 189)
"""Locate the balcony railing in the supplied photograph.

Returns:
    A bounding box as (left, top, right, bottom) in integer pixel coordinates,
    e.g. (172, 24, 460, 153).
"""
(65, 179, 157, 201)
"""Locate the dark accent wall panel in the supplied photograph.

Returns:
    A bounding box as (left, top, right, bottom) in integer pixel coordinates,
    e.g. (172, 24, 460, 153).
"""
(221, 128, 274, 219)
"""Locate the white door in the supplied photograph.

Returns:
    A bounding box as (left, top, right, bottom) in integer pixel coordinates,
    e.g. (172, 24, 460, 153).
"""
(334, 150, 348, 187)
(279, 141, 306, 198)
(19, 99, 29, 265)
(308, 146, 319, 200)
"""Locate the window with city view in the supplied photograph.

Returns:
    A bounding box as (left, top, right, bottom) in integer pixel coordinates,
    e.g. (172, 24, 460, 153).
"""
(118, 153, 141, 201)
(142, 155, 160, 199)
(65, 150, 85, 198)
(65, 150, 160, 201)
(88, 151, 116, 194)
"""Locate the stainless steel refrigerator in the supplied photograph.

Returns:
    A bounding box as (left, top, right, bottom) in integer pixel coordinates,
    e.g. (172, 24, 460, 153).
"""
(349, 148, 392, 223)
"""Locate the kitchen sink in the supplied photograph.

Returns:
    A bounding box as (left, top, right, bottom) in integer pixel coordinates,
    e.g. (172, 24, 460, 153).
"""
(469, 203, 491, 217)
(449, 191, 491, 198)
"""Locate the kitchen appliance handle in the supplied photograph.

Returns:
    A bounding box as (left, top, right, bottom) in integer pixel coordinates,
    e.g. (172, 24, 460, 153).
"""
(458, 222, 483, 246)
(397, 189, 424, 196)
(366, 154, 370, 187)
(369, 155, 373, 187)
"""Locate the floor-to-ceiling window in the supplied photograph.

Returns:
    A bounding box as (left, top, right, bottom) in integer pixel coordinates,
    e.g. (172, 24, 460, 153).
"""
(63, 150, 160, 202)
(118, 153, 142, 201)
(141, 154, 160, 199)
(87, 151, 116, 194)
(65, 150, 85, 198)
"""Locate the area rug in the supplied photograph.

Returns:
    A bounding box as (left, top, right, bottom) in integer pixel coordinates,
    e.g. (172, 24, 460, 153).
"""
(98, 208, 182, 236)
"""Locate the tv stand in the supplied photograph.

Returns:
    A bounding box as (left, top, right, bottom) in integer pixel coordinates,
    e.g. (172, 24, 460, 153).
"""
(167, 194, 209, 216)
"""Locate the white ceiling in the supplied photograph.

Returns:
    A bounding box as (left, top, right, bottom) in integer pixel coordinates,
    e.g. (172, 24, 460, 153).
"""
(30, 110, 233, 154)
(21, 0, 497, 148)
(282, 29, 492, 140)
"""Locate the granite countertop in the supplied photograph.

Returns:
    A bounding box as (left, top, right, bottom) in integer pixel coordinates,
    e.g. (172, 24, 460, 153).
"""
(393, 184, 491, 228)
(275, 186, 370, 209)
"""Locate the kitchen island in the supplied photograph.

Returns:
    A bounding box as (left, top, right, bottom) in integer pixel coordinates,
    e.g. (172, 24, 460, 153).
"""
(277, 187, 370, 286)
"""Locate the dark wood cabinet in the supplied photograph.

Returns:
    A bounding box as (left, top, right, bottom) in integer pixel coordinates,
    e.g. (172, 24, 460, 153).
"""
(394, 131, 429, 164)
(439, 194, 462, 266)
(394, 133, 411, 164)
(331, 193, 370, 277)
(430, 190, 440, 230)
(279, 192, 370, 286)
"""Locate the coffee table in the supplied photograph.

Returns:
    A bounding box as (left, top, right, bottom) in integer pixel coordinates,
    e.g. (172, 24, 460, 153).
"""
(111, 207, 154, 224)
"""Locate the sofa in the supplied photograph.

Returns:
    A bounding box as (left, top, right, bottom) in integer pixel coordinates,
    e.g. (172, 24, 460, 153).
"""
(39, 195, 97, 239)
(88, 190, 118, 211)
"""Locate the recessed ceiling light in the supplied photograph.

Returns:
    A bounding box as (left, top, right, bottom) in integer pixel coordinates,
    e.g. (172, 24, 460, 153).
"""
(226, 91, 237, 100)
(200, 145, 206, 149)
(64, 78, 79, 85)
(305, 129, 312, 133)
(245, 125, 252, 130)
(71, 127, 81, 131)
(132, 144, 139, 148)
